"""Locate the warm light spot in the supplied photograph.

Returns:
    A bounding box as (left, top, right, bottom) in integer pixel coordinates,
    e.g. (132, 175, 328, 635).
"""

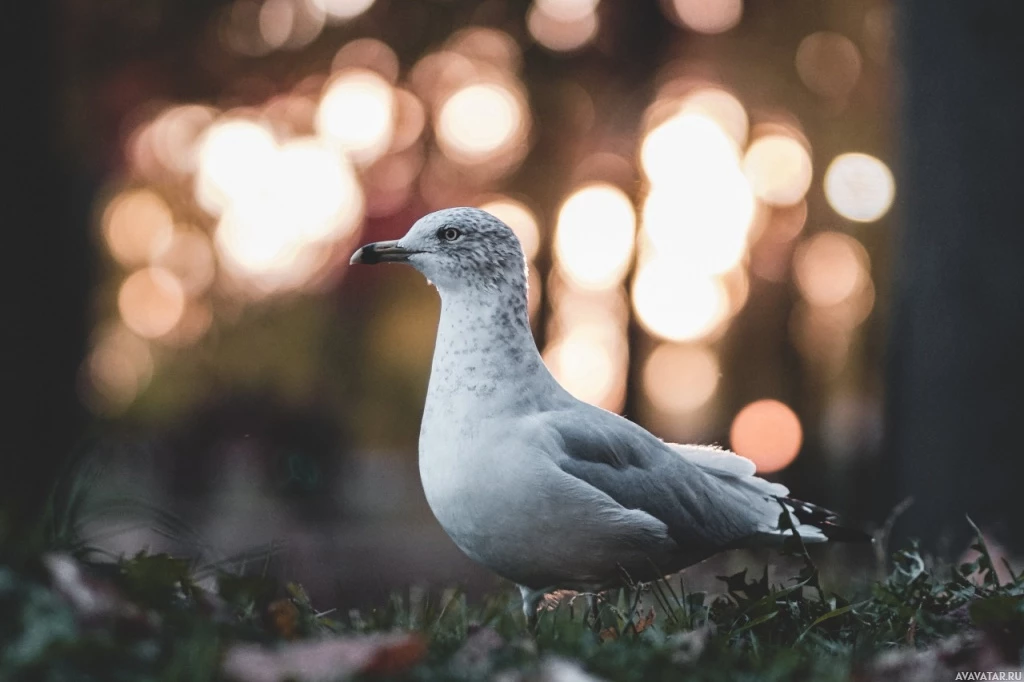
(795, 32, 862, 100)
(641, 114, 739, 185)
(436, 82, 526, 164)
(535, 0, 599, 21)
(281, 0, 326, 49)
(543, 325, 626, 410)
(152, 228, 216, 296)
(641, 177, 754, 276)
(276, 138, 363, 241)
(213, 139, 362, 293)
(164, 301, 214, 347)
(643, 344, 720, 413)
(671, 0, 742, 34)
(317, 69, 395, 165)
(730, 400, 802, 473)
(390, 89, 426, 153)
(824, 153, 895, 222)
(678, 87, 748, 149)
(743, 135, 812, 207)
(148, 105, 217, 175)
(258, 0, 294, 49)
(331, 38, 399, 82)
(448, 27, 523, 71)
(554, 183, 636, 290)
(313, 0, 375, 21)
(85, 324, 154, 414)
(793, 232, 870, 307)
(547, 281, 628, 336)
(478, 197, 541, 261)
(632, 258, 729, 342)
(118, 268, 187, 338)
(195, 119, 278, 216)
(527, 267, 543, 320)
(103, 189, 175, 267)
(527, 3, 599, 52)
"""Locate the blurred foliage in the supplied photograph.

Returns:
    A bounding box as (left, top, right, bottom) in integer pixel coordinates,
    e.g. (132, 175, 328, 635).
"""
(2, 519, 1022, 681)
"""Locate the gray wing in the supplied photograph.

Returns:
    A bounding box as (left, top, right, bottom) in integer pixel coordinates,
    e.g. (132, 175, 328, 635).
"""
(538, 403, 808, 553)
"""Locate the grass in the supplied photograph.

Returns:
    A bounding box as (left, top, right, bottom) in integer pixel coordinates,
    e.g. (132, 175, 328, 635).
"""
(2, 460, 1022, 680)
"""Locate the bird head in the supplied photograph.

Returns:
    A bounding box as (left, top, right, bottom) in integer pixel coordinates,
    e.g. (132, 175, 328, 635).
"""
(350, 207, 527, 295)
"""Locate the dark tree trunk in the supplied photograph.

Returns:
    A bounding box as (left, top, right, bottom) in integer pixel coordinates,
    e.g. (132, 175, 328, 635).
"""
(887, 0, 1024, 552)
(2, 0, 90, 547)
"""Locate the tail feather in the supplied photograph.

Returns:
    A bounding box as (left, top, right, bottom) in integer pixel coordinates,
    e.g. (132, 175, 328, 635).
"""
(779, 497, 872, 543)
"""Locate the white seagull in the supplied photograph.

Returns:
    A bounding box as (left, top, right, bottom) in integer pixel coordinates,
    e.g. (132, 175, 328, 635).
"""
(350, 208, 868, 626)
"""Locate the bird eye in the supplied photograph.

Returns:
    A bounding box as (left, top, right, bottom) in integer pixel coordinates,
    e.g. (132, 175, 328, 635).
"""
(439, 227, 461, 242)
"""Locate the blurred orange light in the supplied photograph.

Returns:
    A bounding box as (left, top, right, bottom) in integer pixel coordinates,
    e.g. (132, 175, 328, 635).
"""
(730, 399, 802, 473)
(118, 267, 187, 339)
(543, 325, 626, 411)
(195, 119, 278, 216)
(103, 189, 175, 267)
(671, 0, 742, 35)
(678, 87, 749, 149)
(795, 32, 862, 100)
(632, 258, 729, 342)
(824, 153, 895, 222)
(742, 135, 813, 207)
(535, 0, 599, 21)
(276, 138, 363, 241)
(436, 82, 526, 165)
(317, 69, 395, 165)
(641, 114, 739, 185)
(85, 324, 154, 414)
(332, 38, 399, 82)
(152, 228, 216, 296)
(527, 3, 599, 52)
(313, 0, 375, 21)
(641, 178, 754, 276)
(643, 343, 720, 413)
(478, 197, 541, 261)
(554, 183, 636, 290)
(793, 232, 870, 307)
(258, 0, 295, 49)
(149, 105, 217, 175)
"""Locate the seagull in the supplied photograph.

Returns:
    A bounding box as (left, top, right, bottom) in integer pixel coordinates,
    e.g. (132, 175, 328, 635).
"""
(350, 207, 869, 627)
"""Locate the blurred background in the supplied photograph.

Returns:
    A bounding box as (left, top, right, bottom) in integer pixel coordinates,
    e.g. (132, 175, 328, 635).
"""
(7, 0, 1024, 606)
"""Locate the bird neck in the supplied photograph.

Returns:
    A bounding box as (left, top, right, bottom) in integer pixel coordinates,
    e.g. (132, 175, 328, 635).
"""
(427, 284, 548, 406)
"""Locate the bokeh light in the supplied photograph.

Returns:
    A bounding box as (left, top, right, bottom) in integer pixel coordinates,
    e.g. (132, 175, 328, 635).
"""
(543, 324, 626, 411)
(103, 189, 175, 267)
(478, 197, 541, 261)
(795, 32, 863, 100)
(793, 232, 870, 307)
(118, 267, 187, 339)
(670, 0, 742, 35)
(535, 0, 599, 21)
(641, 114, 740, 185)
(730, 399, 803, 473)
(527, 3, 599, 52)
(643, 344, 720, 413)
(677, 87, 749, 148)
(313, 0, 376, 21)
(152, 228, 216, 296)
(317, 69, 395, 165)
(148, 105, 217, 175)
(332, 38, 399, 83)
(824, 153, 895, 222)
(436, 82, 527, 165)
(554, 183, 636, 290)
(742, 134, 813, 207)
(195, 119, 278, 216)
(84, 324, 154, 414)
(632, 257, 729, 342)
(640, 179, 754, 276)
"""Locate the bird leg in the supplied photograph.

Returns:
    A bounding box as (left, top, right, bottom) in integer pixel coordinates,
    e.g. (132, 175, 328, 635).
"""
(518, 585, 548, 632)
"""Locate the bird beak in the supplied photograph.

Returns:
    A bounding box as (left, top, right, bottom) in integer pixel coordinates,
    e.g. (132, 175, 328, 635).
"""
(349, 240, 417, 265)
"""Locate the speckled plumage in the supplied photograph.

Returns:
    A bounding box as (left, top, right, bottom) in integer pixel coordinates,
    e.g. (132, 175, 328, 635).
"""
(351, 207, 868, 625)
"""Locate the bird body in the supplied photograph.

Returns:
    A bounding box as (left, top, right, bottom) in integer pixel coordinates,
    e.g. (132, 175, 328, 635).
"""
(351, 207, 868, 621)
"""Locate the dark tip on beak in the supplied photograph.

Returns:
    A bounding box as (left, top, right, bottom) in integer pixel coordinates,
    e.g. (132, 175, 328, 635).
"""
(350, 240, 416, 265)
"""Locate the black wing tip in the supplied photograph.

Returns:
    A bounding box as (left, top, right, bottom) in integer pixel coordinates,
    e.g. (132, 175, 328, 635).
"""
(780, 497, 874, 544)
